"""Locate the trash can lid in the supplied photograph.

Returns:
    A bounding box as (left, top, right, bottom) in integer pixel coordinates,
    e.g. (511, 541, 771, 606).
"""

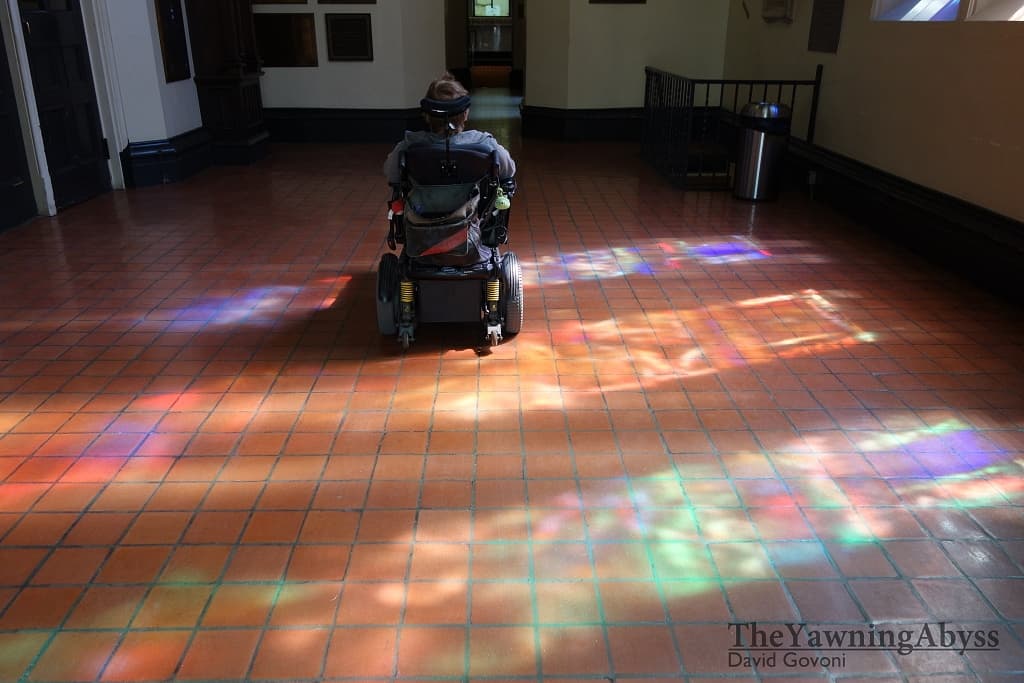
(741, 101, 792, 119)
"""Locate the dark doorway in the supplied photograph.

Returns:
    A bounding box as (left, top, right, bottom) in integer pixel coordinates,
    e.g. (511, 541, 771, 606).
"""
(0, 24, 36, 231)
(468, 0, 513, 70)
(19, 0, 110, 209)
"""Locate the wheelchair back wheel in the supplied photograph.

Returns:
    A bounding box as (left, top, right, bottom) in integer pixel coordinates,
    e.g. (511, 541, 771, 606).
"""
(500, 251, 523, 336)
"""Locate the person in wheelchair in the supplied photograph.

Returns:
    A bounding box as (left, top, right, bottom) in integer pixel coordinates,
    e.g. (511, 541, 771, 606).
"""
(376, 73, 523, 349)
(384, 73, 515, 188)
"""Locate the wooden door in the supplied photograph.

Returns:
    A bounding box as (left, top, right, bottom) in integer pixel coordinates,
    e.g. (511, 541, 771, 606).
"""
(19, 0, 110, 209)
(0, 23, 36, 231)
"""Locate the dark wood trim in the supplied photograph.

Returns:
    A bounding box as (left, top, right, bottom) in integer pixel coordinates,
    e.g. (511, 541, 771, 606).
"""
(449, 67, 472, 89)
(521, 105, 643, 141)
(263, 107, 423, 142)
(120, 127, 212, 187)
(0, 20, 37, 232)
(155, 0, 192, 82)
(470, 51, 512, 66)
(253, 12, 318, 67)
(325, 12, 373, 62)
(185, 0, 268, 165)
(787, 139, 1024, 300)
(212, 129, 271, 165)
(509, 68, 524, 91)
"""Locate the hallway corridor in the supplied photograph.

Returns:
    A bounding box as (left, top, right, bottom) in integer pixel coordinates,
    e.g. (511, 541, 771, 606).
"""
(0, 138, 1022, 681)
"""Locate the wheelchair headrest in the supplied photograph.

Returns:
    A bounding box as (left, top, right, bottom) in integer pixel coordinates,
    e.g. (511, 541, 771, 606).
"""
(420, 95, 471, 118)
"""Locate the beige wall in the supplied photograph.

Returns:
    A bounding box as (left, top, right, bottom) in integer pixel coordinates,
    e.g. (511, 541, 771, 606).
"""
(524, 0, 570, 108)
(568, 0, 729, 108)
(526, 0, 729, 109)
(724, 0, 1024, 221)
(401, 0, 448, 103)
(257, 0, 445, 109)
(100, 0, 202, 141)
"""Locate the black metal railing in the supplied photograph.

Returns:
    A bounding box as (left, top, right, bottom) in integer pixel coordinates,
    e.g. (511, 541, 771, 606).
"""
(643, 65, 822, 190)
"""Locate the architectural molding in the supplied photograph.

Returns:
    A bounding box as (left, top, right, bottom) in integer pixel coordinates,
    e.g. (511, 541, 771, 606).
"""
(80, 0, 129, 190)
(120, 127, 212, 188)
(263, 107, 424, 143)
(211, 125, 270, 166)
(521, 105, 644, 141)
(787, 139, 1024, 300)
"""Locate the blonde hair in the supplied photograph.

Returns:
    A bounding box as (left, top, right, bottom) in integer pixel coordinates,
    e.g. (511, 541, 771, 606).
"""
(424, 72, 470, 134)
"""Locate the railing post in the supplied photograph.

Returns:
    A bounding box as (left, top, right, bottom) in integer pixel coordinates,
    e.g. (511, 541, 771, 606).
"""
(680, 79, 694, 183)
(807, 63, 823, 145)
(643, 68, 651, 160)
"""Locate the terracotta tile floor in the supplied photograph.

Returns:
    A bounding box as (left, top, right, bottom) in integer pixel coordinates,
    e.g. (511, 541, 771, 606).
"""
(0, 135, 1023, 683)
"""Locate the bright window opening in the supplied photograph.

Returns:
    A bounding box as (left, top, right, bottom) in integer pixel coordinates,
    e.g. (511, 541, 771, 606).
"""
(473, 0, 510, 18)
(873, 0, 961, 20)
(967, 0, 1024, 20)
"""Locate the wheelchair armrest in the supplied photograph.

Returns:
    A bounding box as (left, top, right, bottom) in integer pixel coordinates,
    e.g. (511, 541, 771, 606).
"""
(481, 200, 511, 248)
(386, 185, 405, 250)
(500, 177, 517, 198)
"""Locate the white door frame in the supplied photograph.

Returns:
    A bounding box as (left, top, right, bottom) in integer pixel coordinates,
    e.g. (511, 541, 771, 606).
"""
(2, 0, 55, 216)
(80, 0, 128, 190)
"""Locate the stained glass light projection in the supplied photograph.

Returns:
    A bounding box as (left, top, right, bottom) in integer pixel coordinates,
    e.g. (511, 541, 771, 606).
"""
(527, 235, 825, 286)
(2, 136, 1022, 682)
(678, 290, 873, 377)
(158, 276, 350, 328)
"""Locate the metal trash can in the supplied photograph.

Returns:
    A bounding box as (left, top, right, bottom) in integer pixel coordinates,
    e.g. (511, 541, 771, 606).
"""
(734, 102, 792, 201)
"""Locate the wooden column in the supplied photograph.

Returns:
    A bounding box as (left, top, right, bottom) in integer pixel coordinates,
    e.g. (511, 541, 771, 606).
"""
(185, 0, 268, 164)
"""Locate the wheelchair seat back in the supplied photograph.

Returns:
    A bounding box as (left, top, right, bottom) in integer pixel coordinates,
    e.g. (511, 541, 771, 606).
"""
(399, 142, 498, 265)
(402, 142, 497, 186)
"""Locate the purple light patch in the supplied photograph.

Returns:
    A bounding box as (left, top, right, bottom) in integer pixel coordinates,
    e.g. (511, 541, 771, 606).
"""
(685, 237, 769, 264)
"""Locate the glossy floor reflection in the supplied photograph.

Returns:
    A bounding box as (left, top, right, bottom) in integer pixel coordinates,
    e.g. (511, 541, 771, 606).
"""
(467, 86, 522, 155)
(0, 136, 1022, 682)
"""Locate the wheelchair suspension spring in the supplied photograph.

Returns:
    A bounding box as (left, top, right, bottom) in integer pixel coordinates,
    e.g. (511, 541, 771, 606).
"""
(486, 280, 500, 303)
(400, 280, 415, 304)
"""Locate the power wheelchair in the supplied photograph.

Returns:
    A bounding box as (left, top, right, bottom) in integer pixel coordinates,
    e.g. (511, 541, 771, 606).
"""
(376, 99, 523, 349)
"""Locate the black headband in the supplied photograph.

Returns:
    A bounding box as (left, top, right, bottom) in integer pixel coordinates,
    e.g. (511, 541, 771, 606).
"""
(420, 95, 471, 117)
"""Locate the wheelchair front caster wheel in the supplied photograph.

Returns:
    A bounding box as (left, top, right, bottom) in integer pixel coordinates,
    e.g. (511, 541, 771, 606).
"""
(399, 331, 412, 350)
(486, 323, 502, 347)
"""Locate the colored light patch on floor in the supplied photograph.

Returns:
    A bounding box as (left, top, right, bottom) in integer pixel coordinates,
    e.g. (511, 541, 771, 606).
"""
(448, 290, 875, 412)
(523, 236, 831, 287)
(659, 236, 830, 266)
(903, 460, 1024, 506)
(365, 453, 1021, 673)
(679, 290, 870, 376)
(155, 276, 350, 328)
(548, 290, 869, 381)
(529, 246, 652, 284)
(666, 236, 770, 264)
(2, 142, 1024, 682)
